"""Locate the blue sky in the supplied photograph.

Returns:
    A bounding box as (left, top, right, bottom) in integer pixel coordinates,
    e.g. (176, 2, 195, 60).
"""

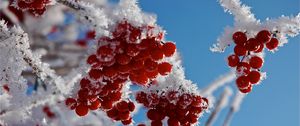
(134, 0, 300, 126)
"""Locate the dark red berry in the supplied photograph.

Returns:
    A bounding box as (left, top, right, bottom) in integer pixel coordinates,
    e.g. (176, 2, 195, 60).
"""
(248, 71, 261, 84)
(227, 54, 240, 67)
(232, 31, 247, 46)
(266, 38, 279, 50)
(249, 56, 263, 69)
(256, 30, 271, 43)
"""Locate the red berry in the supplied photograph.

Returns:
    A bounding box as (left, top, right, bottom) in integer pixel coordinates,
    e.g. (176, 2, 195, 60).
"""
(65, 98, 77, 110)
(75, 104, 89, 116)
(239, 84, 252, 93)
(130, 60, 144, 70)
(97, 45, 113, 57)
(118, 111, 130, 120)
(147, 109, 161, 120)
(116, 101, 129, 112)
(249, 56, 263, 69)
(87, 54, 98, 65)
(107, 108, 118, 119)
(128, 101, 135, 112)
(118, 64, 131, 73)
(187, 113, 198, 124)
(103, 67, 118, 78)
(144, 59, 158, 72)
(121, 118, 132, 125)
(191, 95, 202, 107)
(234, 45, 247, 56)
(158, 62, 172, 76)
(86, 30, 96, 39)
(88, 99, 101, 110)
(162, 42, 176, 57)
(116, 54, 131, 65)
(246, 38, 260, 51)
(78, 88, 89, 100)
(150, 49, 164, 61)
(236, 62, 250, 75)
(227, 54, 240, 67)
(256, 30, 271, 43)
(232, 31, 247, 46)
(236, 76, 250, 89)
(80, 78, 91, 88)
(145, 70, 159, 79)
(2, 84, 9, 92)
(168, 118, 180, 126)
(101, 100, 113, 110)
(266, 38, 279, 50)
(126, 44, 140, 57)
(254, 43, 264, 53)
(248, 71, 261, 84)
(109, 91, 122, 102)
(89, 69, 102, 80)
(151, 120, 163, 126)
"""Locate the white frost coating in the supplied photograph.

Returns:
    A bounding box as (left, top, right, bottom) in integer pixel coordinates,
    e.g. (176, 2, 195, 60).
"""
(211, 0, 300, 52)
(219, 0, 258, 25)
(0, 93, 11, 110)
(111, 0, 157, 27)
(24, 5, 65, 36)
(0, 0, 9, 10)
(262, 13, 300, 48)
(56, 0, 110, 38)
(200, 71, 236, 96)
(231, 91, 245, 112)
(144, 53, 201, 96)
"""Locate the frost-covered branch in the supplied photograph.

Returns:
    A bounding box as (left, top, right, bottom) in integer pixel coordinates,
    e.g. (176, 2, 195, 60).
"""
(56, 0, 109, 37)
(211, 0, 300, 52)
(223, 92, 246, 126)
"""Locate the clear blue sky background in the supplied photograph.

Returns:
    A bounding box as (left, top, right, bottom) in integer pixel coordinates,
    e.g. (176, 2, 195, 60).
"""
(128, 0, 299, 126)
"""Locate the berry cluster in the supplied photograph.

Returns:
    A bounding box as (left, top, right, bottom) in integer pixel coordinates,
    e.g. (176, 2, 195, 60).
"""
(65, 21, 176, 125)
(42, 106, 55, 119)
(227, 30, 279, 93)
(15, 0, 51, 16)
(136, 91, 208, 126)
(106, 100, 135, 125)
(87, 21, 176, 86)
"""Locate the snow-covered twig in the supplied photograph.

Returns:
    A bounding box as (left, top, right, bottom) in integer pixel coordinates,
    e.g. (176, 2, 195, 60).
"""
(211, 0, 300, 52)
(205, 87, 233, 126)
(223, 92, 246, 126)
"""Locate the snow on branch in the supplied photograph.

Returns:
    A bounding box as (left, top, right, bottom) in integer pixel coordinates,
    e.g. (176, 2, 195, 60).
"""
(223, 92, 245, 126)
(56, 0, 109, 37)
(219, 0, 258, 25)
(211, 0, 300, 52)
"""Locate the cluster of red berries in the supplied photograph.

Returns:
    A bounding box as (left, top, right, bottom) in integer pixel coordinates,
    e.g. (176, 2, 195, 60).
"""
(227, 30, 279, 93)
(15, 0, 51, 16)
(87, 21, 176, 86)
(136, 91, 208, 126)
(42, 106, 55, 119)
(65, 21, 176, 125)
(106, 100, 135, 125)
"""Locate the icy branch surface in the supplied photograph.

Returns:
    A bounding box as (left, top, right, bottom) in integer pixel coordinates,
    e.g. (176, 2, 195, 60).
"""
(211, 0, 300, 52)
